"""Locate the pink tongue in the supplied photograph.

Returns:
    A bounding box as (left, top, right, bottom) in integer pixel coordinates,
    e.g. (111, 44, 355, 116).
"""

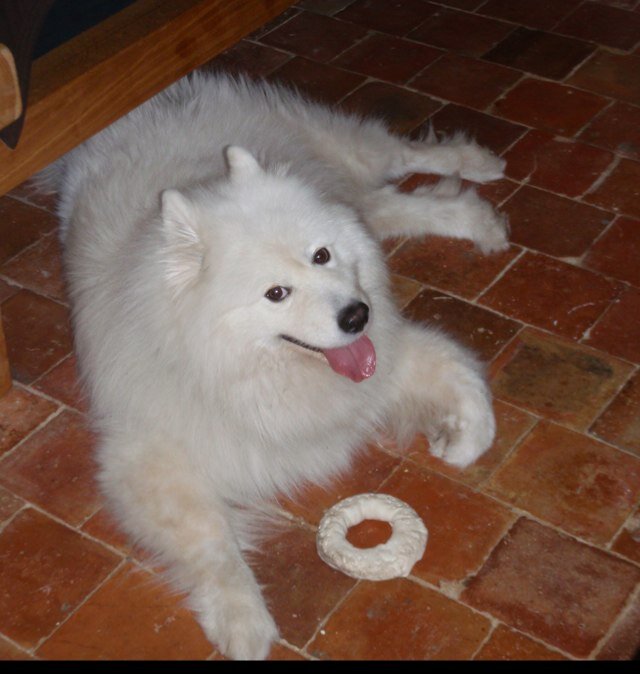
(322, 335, 376, 383)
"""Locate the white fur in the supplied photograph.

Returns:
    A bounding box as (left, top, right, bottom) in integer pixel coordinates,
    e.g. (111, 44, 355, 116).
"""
(44, 73, 506, 659)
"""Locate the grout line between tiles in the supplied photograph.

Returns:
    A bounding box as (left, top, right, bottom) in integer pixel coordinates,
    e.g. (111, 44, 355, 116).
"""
(468, 620, 497, 660)
(301, 577, 361, 655)
(472, 246, 526, 302)
(0, 630, 39, 660)
(606, 502, 640, 554)
(582, 154, 622, 198)
(32, 557, 129, 655)
(0, 403, 65, 464)
(588, 579, 640, 660)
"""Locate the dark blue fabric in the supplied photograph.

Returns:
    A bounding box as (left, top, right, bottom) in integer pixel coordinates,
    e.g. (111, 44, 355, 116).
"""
(34, 0, 137, 57)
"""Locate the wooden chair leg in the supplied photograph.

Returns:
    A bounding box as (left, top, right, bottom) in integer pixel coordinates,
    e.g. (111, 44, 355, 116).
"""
(0, 42, 22, 131)
(0, 307, 11, 396)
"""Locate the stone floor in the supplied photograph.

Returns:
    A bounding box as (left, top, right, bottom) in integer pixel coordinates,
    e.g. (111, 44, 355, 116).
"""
(1, 0, 640, 661)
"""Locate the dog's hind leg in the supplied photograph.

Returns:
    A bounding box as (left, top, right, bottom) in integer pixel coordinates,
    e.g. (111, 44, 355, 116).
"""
(384, 130, 506, 184)
(312, 123, 508, 250)
(98, 437, 278, 660)
(357, 180, 509, 253)
(386, 321, 496, 469)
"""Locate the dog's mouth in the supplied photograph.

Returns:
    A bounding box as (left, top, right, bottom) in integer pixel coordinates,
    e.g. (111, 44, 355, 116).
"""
(280, 333, 376, 383)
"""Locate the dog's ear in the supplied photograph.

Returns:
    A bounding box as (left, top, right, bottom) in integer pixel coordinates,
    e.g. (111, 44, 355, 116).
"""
(160, 189, 205, 297)
(225, 145, 262, 181)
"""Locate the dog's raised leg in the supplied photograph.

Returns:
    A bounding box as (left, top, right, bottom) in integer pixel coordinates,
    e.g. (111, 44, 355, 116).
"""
(98, 437, 278, 660)
(386, 322, 496, 468)
(357, 179, 509, 253)
(385, 132, 506, 184)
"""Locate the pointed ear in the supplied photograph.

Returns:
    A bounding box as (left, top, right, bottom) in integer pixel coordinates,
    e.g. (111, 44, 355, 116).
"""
(225, 145, 262, 181)
(160, 189, 205, 297)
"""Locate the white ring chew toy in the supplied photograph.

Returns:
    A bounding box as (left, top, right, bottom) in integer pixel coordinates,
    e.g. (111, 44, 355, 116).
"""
(316, 493, 428, 581)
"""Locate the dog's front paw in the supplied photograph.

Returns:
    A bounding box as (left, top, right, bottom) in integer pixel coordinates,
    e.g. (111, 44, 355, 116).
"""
(197, 589, 278, 660)
(458, 145, 506, 183)
(427, 398, 496, 469)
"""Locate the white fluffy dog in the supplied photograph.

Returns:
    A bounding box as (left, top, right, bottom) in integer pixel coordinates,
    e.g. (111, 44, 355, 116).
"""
(43, 73, 508, 659)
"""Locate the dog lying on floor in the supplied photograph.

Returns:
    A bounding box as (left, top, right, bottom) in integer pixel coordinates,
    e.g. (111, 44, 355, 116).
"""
(41, 72, 507, 659)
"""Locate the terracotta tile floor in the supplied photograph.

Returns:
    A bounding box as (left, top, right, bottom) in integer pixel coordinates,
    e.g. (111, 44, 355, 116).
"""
(1, 0, 640, 661)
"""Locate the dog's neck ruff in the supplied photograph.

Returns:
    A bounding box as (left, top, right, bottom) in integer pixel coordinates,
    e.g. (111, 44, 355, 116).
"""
(280, 334, 376, 383)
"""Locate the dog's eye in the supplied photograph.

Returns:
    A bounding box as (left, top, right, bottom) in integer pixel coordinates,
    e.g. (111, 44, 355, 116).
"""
(313, 247, 331, 265)
(265, 286, 289, 302)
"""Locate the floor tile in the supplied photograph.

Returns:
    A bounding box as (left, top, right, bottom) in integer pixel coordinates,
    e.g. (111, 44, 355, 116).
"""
(393, 401, 537, 488)
(476, 0, 582, 31)
(1, 290, 73, 384)
(0, 386, 57, 457)
(80, 506, 136, 557)
(569, 50, 640, 106)
(611, 507, 640, 565)
(408, 6, 514, 56)
(0, 508, 119, 649)
(281, 445, 400, 525)
(388, 236, 519, 301)
(485, 420, 640, 545)
(484, 27, 595, 80)
(308, 578, 491, 660)
(247, 6, 300, 41)
(0, 410, 100, 526)
(410, 53, 520, 109)
(502, 185, 612, 257)
(334, 33, 441, 84)
(345, 518, 392, 550)
(0, 634, 33, 660)
(474, 624, 567, 660)
(556, 2, 640, 51)
(259, 10, 367, 63)
(32, 354, 88, 412)
(437, 0, 485, 10)
(0, 233, 66, 301)
(37, 563, 214, 660)
(462, 518, 640, 658)
(202, 40, 291, 78)
(490, 328, 633, 431)
(591, 370, 640, 456)
(8, 181, 58, 213)
(0, 486, 24, 525)
(584, 158, 640, 219)
(340, 82, 442, 134)
(389, 274, 422, 310)
(250, 524, 357, 648)
(335, 0, 438, 35)
(579, 101, 640, 161)
(584, 286, 640, 363)
(421, 103, 527, 154)
(0, 198, 57, 265)
(403, 287, 521, 362)
(0, 279, 19, 304)
(492, 78, 608, 136)
(269, 56, 364, 104)
(298, 0, 353, 17)
(380, 465, 515, 584)
(596, 589, 640, 660)
(480, 251, 621, 339)
(267, 642, 308, 660)
(503, 130, 614, 198)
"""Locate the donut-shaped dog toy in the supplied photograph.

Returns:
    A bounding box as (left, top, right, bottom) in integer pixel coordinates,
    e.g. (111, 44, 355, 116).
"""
(316, 493, 428, 581)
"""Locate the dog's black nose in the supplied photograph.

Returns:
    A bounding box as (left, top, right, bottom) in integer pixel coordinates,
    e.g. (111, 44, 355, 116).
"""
(338, 301, 369, 334)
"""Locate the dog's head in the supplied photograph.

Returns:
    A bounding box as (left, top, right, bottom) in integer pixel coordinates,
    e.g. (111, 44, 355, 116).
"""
(158, 146, 388, 382)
